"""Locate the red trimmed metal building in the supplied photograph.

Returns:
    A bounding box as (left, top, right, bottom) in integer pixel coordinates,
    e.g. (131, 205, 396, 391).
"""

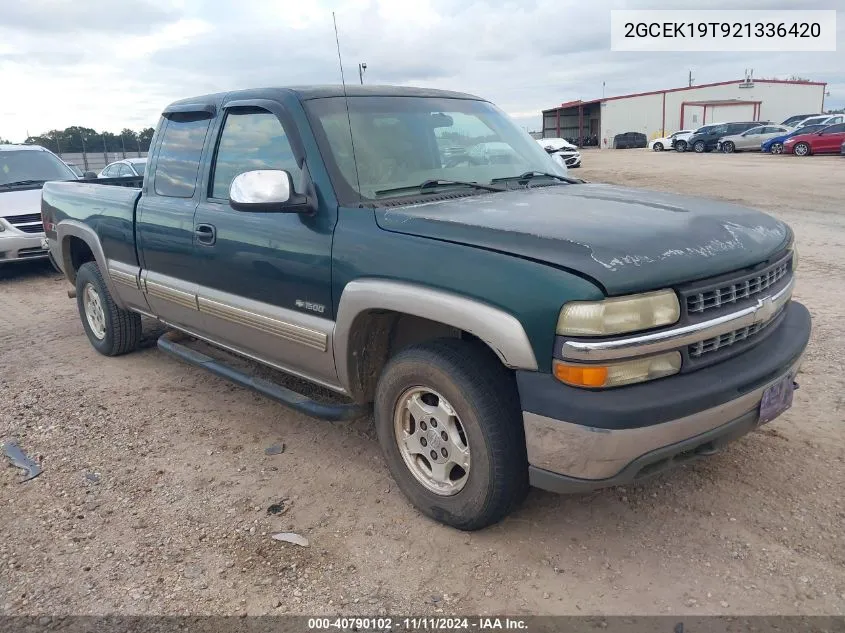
(541, 79, 827, 148)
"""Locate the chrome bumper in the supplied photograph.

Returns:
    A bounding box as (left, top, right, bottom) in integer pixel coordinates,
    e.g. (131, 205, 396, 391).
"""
(524, 353, 803, 484)
(0, 232, 48, 263)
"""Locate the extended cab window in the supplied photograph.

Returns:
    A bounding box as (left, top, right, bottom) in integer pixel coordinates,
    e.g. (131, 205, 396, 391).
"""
(211, 109, 301, 199)
(154, 114, 211, 198)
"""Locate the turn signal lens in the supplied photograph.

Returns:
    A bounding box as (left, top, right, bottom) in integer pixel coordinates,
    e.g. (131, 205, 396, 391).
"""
(557, 290, 680, 336)
(553, 352, 682, 388)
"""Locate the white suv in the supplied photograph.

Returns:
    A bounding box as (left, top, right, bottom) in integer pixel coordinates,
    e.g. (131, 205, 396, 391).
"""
(0, 144, 77, 267)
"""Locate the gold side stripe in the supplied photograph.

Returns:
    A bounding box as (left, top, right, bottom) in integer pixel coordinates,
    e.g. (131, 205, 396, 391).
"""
(197, 296, 327, 352)
(143, 280, 199, 310)
(109, 269, 140, 289)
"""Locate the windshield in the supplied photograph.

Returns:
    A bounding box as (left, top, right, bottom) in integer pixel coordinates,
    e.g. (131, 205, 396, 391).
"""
(305, 96, 567, 202)
(0, 149, 76, 186)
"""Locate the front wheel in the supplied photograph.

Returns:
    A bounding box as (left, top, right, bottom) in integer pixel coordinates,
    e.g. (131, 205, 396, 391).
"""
(722, 141, 735, 153)
(374, 338, 528, 531)
(75, 261, 142, 356)
(771, 143, 784, 154)
(693, 140, 706, 153)
(794, 142, 811, 157)
(653, 142, 664, 152)
(675, 141, 687, 152)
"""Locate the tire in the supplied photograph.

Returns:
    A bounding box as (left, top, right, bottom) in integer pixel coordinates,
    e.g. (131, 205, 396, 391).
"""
(374, 338, 528, 531)
(771, 143, 784, 154)
(653, 143, 663, 152)
(794, 142, 811, 157)
(693, 140, 706, 153)
(75, 261, 141, 356)
(675, 141, 687, 152)
(722, 141, 735, 153)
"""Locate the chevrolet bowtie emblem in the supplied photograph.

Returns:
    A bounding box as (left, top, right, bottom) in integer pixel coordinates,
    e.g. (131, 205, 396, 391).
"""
(753, 295, 778, 324)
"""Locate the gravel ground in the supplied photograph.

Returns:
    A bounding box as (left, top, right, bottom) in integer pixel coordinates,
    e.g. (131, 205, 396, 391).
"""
(1, 149, 843, 616)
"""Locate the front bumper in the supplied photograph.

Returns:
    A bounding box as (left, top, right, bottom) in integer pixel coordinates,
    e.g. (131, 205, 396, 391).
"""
(519, 301, 811, 493)
(0, 231, 48, 263)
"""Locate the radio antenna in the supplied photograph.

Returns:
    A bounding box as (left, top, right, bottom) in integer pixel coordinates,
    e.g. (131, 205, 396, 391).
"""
(332, 12, 363, 204)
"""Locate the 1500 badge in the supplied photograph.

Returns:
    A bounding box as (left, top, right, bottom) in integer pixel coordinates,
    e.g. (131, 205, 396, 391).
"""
(296, 299, 326, 314)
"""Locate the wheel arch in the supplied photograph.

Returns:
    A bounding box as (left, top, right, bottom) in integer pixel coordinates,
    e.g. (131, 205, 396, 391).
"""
(333, 279, 538, 403)
(56, 220, 125, 308)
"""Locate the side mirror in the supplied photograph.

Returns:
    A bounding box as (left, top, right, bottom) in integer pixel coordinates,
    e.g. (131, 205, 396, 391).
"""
(229, 169, 312, 213)
(83, 171, 98, 179)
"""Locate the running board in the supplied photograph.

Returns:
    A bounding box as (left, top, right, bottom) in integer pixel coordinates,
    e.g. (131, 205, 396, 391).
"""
(157, 331, 370, 422)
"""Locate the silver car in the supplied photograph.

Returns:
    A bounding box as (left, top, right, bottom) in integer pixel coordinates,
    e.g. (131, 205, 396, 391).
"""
(717, 125, 793, 153)
(98, 158, 147, 178)
(1, 144, 77, 267)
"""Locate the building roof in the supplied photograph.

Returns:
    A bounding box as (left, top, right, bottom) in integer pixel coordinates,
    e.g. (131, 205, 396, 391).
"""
(546, 79, 827, 112)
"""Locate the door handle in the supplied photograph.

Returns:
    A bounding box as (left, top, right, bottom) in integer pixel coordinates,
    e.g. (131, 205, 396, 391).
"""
(195, 223, 216, 245)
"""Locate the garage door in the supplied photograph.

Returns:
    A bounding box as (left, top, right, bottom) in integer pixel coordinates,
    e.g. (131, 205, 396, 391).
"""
(708, 104, 755, 124)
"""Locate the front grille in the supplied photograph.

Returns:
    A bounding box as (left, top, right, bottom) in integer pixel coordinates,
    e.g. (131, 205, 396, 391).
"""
(6, 213, 44, 234)
(17, 247, 47, 258)
(689, 308, 782, 358)
(686, 258, 790, 315)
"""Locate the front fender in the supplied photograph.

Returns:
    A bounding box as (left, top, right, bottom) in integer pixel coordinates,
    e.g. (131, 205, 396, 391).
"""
(333, 278, 538, 395)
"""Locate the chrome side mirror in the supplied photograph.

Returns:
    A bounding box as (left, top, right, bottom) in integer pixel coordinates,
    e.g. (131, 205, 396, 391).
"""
(229, 169, 313, 213)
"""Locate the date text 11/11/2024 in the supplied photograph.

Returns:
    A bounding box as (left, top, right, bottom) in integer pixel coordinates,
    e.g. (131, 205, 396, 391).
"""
(307, 617, 529, 630)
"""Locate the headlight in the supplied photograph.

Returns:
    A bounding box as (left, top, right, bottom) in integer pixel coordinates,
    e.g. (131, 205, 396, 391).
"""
(553, 352, 681, 388)
(557, 289, 680, 336)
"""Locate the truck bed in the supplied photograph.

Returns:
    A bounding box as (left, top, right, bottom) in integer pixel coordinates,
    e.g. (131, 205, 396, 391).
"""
(41, 177, 144, 267)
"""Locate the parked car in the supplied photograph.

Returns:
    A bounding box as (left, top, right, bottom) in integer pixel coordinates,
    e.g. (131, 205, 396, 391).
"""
(783, 122, 845, 156)
(536, 137, 579, 168)
(688, 122, 768, 153)
(99, 158, 147, 178)
(781, 113, 822, 127)
(648, 130, 693, 152)
(841, 139, 845, 156)
(613, 132, 647, 149)
(795, 114, 844, 129)
(761, 124, 829, 154)
(42, 85, 809, 530)
(1, 144, 78, 268)
(671, 128, 703, 152)
(717, 125, 792, 153)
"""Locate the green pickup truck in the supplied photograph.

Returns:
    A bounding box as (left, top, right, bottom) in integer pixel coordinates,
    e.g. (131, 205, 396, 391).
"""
(41, 86, 810, 530)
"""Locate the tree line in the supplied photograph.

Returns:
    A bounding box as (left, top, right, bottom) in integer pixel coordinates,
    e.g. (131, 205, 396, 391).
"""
(12, 126, 157, 154)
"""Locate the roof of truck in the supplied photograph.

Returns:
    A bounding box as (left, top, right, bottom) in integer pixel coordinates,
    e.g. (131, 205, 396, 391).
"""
(165, 85, 485, 110)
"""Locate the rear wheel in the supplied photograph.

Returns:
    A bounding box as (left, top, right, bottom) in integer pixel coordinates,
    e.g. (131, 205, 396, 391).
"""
(693, 140, 706, 153)
(794, 142, 811, 157)
(771, 142, 784, 154)
(722, 141, 735, 153)
(374, 338, 528, 531)
(675, 140, 687, 152)
(653, 142, 664, 152)
(75, 261, 142, 356)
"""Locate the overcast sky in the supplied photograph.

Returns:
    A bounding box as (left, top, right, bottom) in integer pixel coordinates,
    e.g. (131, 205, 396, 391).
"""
(1, 0, 842, 142)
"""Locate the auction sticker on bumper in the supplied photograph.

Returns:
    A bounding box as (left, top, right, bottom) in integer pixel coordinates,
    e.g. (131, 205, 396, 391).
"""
(759, 375, 795, 424)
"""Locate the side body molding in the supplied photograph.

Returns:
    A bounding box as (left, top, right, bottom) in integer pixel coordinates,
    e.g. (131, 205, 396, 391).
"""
(55, 220, 126, 308)
(333, 279, 539, 394)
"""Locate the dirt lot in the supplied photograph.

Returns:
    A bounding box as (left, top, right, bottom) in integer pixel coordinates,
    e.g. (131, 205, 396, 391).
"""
(2, 149, 844, 616)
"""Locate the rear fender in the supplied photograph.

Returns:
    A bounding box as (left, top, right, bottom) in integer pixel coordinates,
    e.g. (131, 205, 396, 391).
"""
(56, 220, 127, 309)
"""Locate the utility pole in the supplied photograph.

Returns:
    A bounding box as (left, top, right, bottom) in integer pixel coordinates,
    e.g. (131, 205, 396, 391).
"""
(120, 135, 127, 159)
(80, 133, 89, 170)
(688, 70, 693, 87)
(358, 62, 367, 85)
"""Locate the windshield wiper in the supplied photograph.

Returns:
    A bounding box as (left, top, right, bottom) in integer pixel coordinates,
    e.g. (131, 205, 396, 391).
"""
(492, 171, 579, 184)
(375, 179, 505, 196)
(0, 179, 47, 189)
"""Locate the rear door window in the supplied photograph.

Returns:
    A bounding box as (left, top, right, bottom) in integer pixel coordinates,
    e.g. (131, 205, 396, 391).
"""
(821, 123, 845, 134)
(210, 109, 301, 200)
(154, 114, 212, 198)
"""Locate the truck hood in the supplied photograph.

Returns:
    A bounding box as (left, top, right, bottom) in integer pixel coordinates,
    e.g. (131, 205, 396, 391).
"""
(375, 184, 790, 295)
(0, 188, 42, 218)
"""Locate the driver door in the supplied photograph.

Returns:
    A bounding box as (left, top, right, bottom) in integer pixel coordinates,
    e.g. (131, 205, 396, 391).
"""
(191, 102, 337, 384)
